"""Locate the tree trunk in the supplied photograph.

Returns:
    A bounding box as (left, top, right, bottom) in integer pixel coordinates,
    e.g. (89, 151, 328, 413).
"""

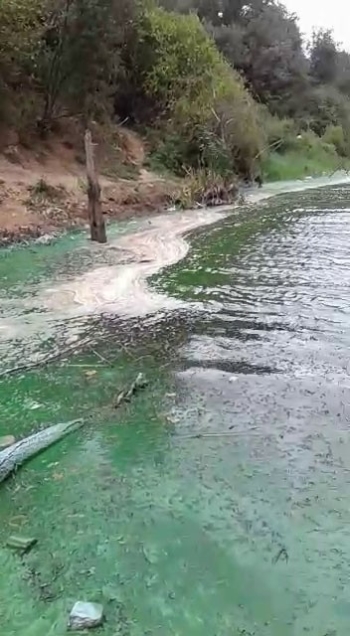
(84, 129, 107, 243)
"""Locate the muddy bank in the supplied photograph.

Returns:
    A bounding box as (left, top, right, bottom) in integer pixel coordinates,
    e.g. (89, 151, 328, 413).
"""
(0, 139, 176, 246)
(2, 139, 349, 248)
(0, 226, 46, 247)
(0, 177, 174, 247)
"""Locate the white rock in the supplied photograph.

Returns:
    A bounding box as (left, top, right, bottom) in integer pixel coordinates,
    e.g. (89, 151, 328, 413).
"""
(68, 601, 104, 631)
(0, 435, 15, 450)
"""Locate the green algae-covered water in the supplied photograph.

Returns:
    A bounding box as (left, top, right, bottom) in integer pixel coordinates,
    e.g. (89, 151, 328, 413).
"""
(1, 181, 350, 634)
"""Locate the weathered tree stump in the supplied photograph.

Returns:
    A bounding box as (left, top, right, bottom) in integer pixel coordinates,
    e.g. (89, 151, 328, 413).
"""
(84, 129, 107, 243)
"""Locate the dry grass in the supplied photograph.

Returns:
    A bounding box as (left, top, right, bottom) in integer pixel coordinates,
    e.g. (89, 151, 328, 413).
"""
(171, 168, 238, 209)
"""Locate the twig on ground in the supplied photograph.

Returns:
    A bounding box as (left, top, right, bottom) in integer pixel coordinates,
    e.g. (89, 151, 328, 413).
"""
(118, 341, 136, 360)
(272, 547, 289, 564)
(0, 345, 78, 380)
(64, 364, 106, 368)
(0, 336, 104, 380)
(173, 429, 258, 440)
(89, 347, 112, 366)
(115, 372, 148, 408)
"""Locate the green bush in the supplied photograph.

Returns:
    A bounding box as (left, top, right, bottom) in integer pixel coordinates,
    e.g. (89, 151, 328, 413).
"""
(322, 124, 347, 156)
(148, 132, 194, 174)
(262, 130, 344, 181)
(143, 8, 231, 122)
(0, 0, 43, 125)
(261, 111, 298, 152)
(144, 7, 264, 179)
(301, 86, 350, 148)
(150, 124, 236, 177)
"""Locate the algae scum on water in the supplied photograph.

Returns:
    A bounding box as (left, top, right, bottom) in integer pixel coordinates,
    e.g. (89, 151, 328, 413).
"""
(2, 183, 350, 634)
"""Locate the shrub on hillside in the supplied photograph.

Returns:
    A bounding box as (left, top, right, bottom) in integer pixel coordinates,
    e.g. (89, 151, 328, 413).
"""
(261, 111, 298, 152)
(301, 86, 350, 142)
(171, 167, 238, 209)
(143, 7, 263, 179)
(261, 129, 341, 182)
(322, 124, 347, 156)
(0, 0, 43, 125)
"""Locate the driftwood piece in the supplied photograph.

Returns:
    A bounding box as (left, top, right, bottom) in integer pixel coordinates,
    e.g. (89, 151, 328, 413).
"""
(0, 419, 85, 484)
(0, 373, 148, 484)
(84, 129, 107, 244)
(6, 535, 37, 553)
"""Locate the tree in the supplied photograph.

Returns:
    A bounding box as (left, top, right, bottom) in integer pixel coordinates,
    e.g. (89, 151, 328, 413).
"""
(238, 3, 308, 116)
(301, 84, 350, 140)
(0, 0, 43, 118)
(335, 50, 350, 96)
(36, 0, 137, 129)
(159, 0, 272, 26)
(205, 20, 247, 68)
(310, 29, 338, 85)
(161, 0, 309, 118)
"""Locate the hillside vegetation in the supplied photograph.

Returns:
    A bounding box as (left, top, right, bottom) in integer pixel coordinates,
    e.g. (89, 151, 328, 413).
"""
(1, 0, 350, 189)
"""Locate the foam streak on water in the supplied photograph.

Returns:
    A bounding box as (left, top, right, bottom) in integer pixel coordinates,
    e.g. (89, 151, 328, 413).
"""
(1, 171, 350, 368)
(0, 209, 227, 367)
(42, 210, 228, 317)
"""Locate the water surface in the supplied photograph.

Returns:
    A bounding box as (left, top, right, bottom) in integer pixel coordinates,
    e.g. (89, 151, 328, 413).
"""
(1, 183, 350, 634)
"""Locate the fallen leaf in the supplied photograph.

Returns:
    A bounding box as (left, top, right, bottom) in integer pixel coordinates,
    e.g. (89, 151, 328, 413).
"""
(9, 515, 28, 528)
(0, 435, 15, 450)
(85, 370, 97, 378)
(52, 472, 64, 481)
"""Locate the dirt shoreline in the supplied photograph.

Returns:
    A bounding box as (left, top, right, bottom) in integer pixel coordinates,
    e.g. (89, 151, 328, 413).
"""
(0, 170, 176, 247)
(0, 129, 183, 246)
(1, 136, 349, 248)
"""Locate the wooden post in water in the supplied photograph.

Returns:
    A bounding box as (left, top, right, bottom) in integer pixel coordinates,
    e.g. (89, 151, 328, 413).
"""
(84, 129, 107, 243)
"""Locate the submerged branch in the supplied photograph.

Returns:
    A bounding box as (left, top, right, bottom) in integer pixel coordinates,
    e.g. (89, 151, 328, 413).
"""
(0, 418, 85, 483)
(0, 373, 148, 484)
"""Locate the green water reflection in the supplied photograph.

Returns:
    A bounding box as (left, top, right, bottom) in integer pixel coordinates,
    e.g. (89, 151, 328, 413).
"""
(2, 185, 350, 634)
